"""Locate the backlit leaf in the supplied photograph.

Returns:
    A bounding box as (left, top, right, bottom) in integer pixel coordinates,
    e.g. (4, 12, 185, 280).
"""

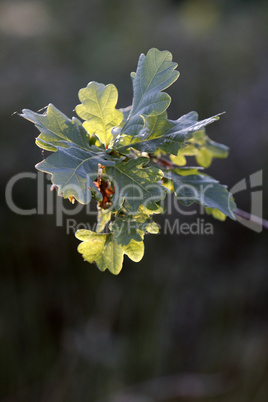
(36, 142, 115, 204)
(21, 104, 91, 152)
(76, 82, 123, 148)
(123, 239, 144, 262)
(111, 212, 158, 246)
(76, 230, 124, 275)
(117, 111, 221, 155)
(122, 48, 179, 136)
(106, 157, 165, 212)
(76, 229, 145, 274)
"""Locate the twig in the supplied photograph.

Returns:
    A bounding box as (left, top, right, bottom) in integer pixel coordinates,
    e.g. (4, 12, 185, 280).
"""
(234, 208, 268, 230)
(151, 155, 203, 170)
(151, 156, 267, 230)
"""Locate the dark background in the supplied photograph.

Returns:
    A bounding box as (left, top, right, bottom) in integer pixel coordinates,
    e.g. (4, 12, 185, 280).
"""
(1, 0, 268, 401)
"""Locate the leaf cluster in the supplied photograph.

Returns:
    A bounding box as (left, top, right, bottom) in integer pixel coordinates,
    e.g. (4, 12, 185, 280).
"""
(21, 48, 236, 274)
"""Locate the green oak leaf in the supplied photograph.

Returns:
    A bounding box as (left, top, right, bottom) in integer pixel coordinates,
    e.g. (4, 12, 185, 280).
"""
(116, 112, 172, 151)
(133, 205, 161, 231)
(36, 142, 115, 204)
(120, 105, 132, 121)
(117, 111, 221, 155)
(76, 230, 144, 274)
(96, 209, 112, 233)
(111, 216, 143, 246)
(167, 171, 236, 219)
(21, 104, 91, 152)
(122, 48, 179, 136)
(106, 157, 165, 212)
(76, 82, 123, 148)
(21, 103, 117, 203)
(111, 212, 158, 246)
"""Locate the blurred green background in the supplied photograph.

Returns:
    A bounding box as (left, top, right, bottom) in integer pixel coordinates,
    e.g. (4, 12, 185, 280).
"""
(1, 0, 268, 401)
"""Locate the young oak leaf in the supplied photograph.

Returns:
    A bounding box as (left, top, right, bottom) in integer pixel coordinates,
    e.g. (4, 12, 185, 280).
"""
(122, 48, 179, 136)
(111, 213, 159, 246)
(111, 216, 143, 246)
(170, 129, 229, 168)
(117, 111, 221, 156)
(123, 239, 144, 262)
(106, 157, 166, 212)
(21, 103, 117, 203)
(76, 82, 123, 148)
(21, 104, 91, 152)
(75, 230, 144, 275)
(193, 131, 229, 168)
(205, 207, 227, 221)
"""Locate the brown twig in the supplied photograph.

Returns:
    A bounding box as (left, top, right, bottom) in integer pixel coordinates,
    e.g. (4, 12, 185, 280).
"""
(150, 155, 177, 169)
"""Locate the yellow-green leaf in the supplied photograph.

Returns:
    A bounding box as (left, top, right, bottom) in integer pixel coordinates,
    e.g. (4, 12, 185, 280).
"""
(76, 230, 124, 275)
(123, 239, 144, 262)
(205, 207, 227, 221)
(76, 230, 107, 262)
(76, 82, 123, 148)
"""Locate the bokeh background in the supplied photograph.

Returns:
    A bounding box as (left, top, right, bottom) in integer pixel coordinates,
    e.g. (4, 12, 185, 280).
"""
(1, 0, 268, 401)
